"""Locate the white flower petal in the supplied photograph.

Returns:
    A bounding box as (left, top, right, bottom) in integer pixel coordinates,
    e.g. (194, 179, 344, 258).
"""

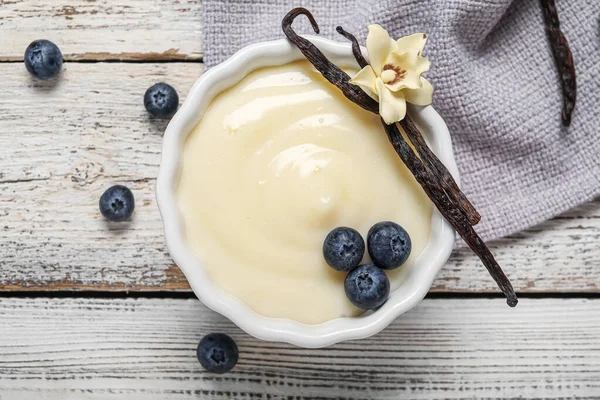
(349, 65, 379, 100)
(366, 24, 395, 75)
(403, 77, 433, 106)
(396, 33, 428, 55)
(376, 77, 407, 124)
(384, 49, 430, 91)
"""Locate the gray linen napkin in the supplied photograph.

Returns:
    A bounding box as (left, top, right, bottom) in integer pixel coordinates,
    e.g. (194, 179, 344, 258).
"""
(204, 0, 600, 242)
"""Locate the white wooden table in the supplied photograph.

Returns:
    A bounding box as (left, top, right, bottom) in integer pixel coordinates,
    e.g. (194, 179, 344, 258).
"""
(1, 1, 599, 398)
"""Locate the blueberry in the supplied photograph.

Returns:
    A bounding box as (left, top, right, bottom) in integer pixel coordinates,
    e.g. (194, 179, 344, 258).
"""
(99, 185, 135, 222)
(323, 227, 365, 272)
(344, 264, 390, 310)
(144, 82, 179, 118)
(197, 333, 239, 374)
(367, 221, 412, 270)
(24, 40, 63, 80)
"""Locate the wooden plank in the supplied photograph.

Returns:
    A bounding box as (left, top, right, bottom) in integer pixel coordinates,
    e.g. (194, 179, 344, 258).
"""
(439, 199, 600, 293)
(0, 62, 201, 291)
(0, 0, 203, 61)
(0, 297, 598, 399)
(1, 61, 599, 293)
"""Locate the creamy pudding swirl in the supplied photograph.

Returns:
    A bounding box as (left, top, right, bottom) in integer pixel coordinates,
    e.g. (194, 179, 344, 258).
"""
(178, 61, 433, 324)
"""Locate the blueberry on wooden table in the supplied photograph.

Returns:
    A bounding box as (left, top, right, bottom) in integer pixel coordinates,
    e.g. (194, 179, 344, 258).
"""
(197, 333, 239, 374)
(323, 227, 365, 272)
(367, 221, 411, 270)
(344, 264, 390, 310)
(144, 82, 179, 118)
(24, 40, 63, 80)
(99, 185, 135, 222)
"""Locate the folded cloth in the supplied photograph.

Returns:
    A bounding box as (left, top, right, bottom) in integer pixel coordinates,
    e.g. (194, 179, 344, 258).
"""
(204, 0, 600, 242)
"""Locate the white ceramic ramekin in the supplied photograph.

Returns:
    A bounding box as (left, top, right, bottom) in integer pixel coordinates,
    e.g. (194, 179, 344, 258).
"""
(156, 35, 457, 348)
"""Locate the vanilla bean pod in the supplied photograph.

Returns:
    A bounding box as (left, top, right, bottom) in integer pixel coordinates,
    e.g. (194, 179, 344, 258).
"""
(400, 117, 481, 225)
(336, 26, 369, 68)
(336, 26, 480, 226)
(283, 8, 517, 306)
(282, 9, 378, 114)
(540, 0, 576, 126)
(382, 122, 517, 306)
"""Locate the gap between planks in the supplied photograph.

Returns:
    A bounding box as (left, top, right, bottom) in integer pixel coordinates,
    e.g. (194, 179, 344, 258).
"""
(0, 59, 203, 64)
(2, 291, 600, 301)
(0, 0, 204, 62)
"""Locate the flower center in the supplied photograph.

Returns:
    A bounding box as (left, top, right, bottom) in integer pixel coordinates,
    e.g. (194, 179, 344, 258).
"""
(380, 70, 396, 83)
(381, 64, 406, 85)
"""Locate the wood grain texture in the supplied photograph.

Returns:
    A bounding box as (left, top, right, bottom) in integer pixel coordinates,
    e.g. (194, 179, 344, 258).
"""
(1, 61, 600, 293)
(0, 0, 203, 61)
(1, 2, 597, 398)
(0, 62, 202, 291)
(440, 198, 600, 293)
(0, 297, 599, 399)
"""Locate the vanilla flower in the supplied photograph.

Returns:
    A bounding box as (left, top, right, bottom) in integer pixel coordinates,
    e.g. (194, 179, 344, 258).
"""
(350, 25, 433, 124)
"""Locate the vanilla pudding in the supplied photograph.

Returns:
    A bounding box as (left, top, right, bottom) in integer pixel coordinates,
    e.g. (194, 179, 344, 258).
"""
(177, 61, 433, 324)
